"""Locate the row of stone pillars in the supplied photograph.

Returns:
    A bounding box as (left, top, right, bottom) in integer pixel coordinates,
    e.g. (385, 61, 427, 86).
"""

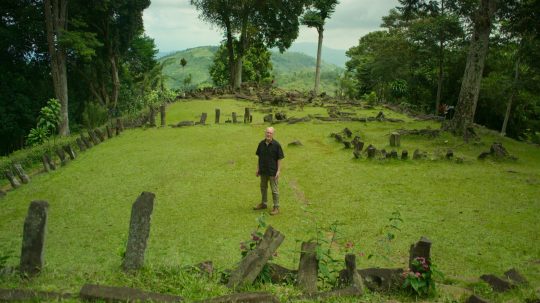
(199, 108, 253, 125)
(148, 104, 167, 127)
(18, 191, 154, 278)
(3, 119, 125, 192)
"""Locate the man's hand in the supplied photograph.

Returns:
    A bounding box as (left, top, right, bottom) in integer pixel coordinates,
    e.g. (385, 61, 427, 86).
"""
(275, 171, 280, 181)
(256, 170, 260, 177)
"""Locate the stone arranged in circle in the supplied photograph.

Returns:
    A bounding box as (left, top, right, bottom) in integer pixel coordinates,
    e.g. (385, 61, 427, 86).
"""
(94, 128, 105, 142)
(55, 148, 68, 166)
(4, 169, 21, 189)
(63, 145, 76, 160)
(76, 138, 86, 152)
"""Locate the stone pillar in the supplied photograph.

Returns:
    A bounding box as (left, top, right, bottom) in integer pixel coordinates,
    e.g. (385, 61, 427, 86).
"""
(43, 154, 56, 170)
(413, 149, 422, 160)
(298, 242, 318, 294)
(122, 192, 155, 272)
(215, 108, 220, 124)
(94, 129, 105, 142)
(5, 169, 21, 189)
(367, 145, 376, 159)
(149, 106, 156, 127)
(76, 138, 86, 152)
(106, 125, 113, 138)
(160, 104, 166, 127)
(20, 200, 49, 277)
(345, 254, 365, 291)
(401, 150, 408, 160)
(55, 148, 68, 166)
(13, 164, 30, 184)
(63, 145, 76, 160)
(232, 112, 237, 123)
(42, 155, 51, 172)
(88, 130, 99, 145)
(81, 135, 92, 149)
(409, 236, 431, 269)
(390, 150, 398, 159)
(390, 132, 401, 147)
(199, 113, 207, 125)
(244, 108, 251, 123)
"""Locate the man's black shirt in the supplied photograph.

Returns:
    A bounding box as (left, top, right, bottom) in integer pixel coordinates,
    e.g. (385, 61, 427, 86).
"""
(256, 139, 284, 177)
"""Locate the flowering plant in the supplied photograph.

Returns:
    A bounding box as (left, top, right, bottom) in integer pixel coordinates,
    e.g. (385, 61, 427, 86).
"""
(402, 257, 442, 296)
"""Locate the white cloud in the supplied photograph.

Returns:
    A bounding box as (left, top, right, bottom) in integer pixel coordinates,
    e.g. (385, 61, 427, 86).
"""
(143, 0, 399, 52)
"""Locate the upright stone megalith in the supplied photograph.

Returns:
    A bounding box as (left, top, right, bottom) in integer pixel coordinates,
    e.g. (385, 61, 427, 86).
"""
(122, 192, 155, 272)
(298, 242, 318, 294)
(160, 104, 166, 127)
(215, 108, 220, 124)
(13, 164, 30, 184)
(20, 200, 49, 277)
(409, 236, 431, 268)
(4, 169, 21, 189)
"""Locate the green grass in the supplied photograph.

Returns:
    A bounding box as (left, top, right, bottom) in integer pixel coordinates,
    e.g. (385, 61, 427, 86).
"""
(1, 99, 539, 302)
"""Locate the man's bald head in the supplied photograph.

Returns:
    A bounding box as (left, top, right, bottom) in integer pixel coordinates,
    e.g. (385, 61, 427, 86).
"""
(265, 127, 275, 142)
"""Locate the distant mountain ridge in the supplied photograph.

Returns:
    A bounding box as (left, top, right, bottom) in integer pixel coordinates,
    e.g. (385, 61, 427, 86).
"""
(159, 45, 344, 94)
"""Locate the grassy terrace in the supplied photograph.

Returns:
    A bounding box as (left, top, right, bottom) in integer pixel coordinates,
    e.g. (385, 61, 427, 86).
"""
(0, 99, 539, 302)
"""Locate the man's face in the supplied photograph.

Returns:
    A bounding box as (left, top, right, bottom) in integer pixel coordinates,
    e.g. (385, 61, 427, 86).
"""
(265, 129, 274, 141)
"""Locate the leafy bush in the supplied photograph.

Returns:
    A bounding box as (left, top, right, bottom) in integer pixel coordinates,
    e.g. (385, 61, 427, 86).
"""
(26, 98, 61, 146)
(362, 91, 378, 106)
(402, 256, 442, 297)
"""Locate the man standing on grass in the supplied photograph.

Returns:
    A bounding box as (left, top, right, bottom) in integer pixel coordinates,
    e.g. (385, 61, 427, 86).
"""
(253, 127, 284, 215)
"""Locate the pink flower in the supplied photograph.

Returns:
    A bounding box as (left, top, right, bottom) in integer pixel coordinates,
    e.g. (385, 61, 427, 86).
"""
(415, 272, 421, 278)
(357, 251, 365, 257)
(345, 241, 354, 249)
(251, 232, 260, 241)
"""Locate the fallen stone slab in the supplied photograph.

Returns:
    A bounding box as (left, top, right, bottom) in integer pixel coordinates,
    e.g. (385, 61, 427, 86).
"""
(299, 286, 363, 301)
(504, 268, 528, 285)
(357, 268, 404, 291)
(288, 140, 302, 147)
(79, 284, 182, 302)
(0, 288, 74, 301)
(196, 292, 279, 303)
(267, 263, 296, 284)
(465, 294, 491, 303)
(227, 226, 285, 288)
(480, 274, 515, 292)
(173, 121, 195, 127)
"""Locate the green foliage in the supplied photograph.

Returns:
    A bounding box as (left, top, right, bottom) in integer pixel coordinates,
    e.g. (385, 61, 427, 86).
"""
(301, 0, 339, 32)
(209, 41, 273, 87)
(362, 91, 379, 106)
(26, 98, 61, 147)
(82, 102, 109, 129)
(402, 257, 443, 297)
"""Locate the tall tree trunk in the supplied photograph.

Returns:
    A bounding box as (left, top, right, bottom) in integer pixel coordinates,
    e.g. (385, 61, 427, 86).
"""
(224, 18, 236, 88)
(447, 0, 497, 137)
(110, 54, 120, 109)
(435, 0, 445, 115)
(44, 0, 69, 136)
(234, 10, 249, 89)
(314, 28, 323, 96)
(501, 56, 520, 136)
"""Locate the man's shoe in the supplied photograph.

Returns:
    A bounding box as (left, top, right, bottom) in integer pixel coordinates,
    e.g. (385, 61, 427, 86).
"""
(253, 203, 267, 210)
(270, 207, 279, 216)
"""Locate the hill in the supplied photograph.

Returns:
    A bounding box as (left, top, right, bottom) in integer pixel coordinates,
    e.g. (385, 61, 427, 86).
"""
(286, 42, 348, 67)
(159, 46, 344, 94)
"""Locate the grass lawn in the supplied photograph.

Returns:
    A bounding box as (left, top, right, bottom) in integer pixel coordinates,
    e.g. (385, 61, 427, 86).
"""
(0, 99, 539, 302)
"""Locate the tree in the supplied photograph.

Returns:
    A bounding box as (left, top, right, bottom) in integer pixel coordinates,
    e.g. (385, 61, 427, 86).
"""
(192, 0, 308, 88)
(44, 0, 69, 135)
(301, 0, 339, 95)
(445, 0, 498, 137)
(210, 39, 273, 87)
(180, 58, 187, 69)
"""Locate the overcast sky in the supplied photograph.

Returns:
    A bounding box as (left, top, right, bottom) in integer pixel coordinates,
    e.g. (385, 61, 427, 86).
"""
(143, 0, 399, 52)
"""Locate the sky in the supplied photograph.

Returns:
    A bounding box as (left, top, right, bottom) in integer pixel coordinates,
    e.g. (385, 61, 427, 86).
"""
(143, 0, 400, 53)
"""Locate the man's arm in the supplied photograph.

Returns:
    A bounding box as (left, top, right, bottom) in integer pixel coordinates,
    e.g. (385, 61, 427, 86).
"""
(256, 162, 260, 177)
(275, 159, 282, 180)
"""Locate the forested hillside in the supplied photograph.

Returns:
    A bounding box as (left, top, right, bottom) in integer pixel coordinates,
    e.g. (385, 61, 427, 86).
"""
(159, 46, 343, 93)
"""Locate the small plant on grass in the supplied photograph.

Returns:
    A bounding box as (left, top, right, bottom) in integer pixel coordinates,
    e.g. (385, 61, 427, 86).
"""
(402, 256, 442, 297)
(239, 213, 273, 284)
(26, 98, 61, 146)
(369, 210, 402, 261)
